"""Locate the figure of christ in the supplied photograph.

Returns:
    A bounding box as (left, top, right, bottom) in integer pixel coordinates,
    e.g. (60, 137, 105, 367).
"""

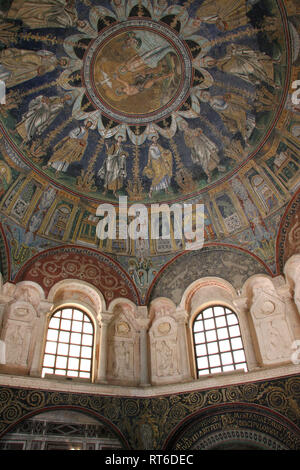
(114, 71, 174, 97)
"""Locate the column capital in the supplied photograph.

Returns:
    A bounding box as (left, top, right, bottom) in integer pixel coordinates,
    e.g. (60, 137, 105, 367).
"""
(233, 297, 249, 312)
(136, 306, 148, 319)
(136, 318, 151, 331)
(173, 307, 189, 323)
(37, 300, 54, 317)
(97, 311, 114, 326)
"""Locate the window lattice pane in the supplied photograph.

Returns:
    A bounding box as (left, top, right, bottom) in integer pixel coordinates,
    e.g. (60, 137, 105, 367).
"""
(42, 308, 94, 379)
(193, 305, 247, 377)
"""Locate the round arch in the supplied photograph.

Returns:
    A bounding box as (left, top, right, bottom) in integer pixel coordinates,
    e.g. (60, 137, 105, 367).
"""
(163, 402, 300, 450)
(0, 404, 130, 450)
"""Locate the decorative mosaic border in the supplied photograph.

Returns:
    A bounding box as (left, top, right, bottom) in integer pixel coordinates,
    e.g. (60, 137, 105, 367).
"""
(0, 374, 299, 450)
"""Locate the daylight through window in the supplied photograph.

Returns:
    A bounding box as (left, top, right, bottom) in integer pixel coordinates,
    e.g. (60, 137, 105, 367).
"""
(193, 305, 247, 377)
(42, 307, 94, 379)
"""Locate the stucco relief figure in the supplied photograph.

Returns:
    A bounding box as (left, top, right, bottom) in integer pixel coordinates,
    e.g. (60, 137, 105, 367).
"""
(0, 48, 61, 88)
(181, 121, 225, 182)
(112, 340, 132, 377)
(44, 121, 92, 175)
(265, 319, 291, 361)
(156, 339, 179, 377)
(16, 94, 71, 145)
(250, 280, 294, 364)
(216, 44, 278, 88)
(196, 0, 248, 31)
(7, 0, 78, 29)
(5, 324, 28, 366)
(143, 134, 173, 197)
(98, 135, 128, 196)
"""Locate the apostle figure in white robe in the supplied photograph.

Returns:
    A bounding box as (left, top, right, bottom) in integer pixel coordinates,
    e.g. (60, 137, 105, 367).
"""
(97, 135, 128, 197)
(217, 44, 277, 88)
(7, 0, 77, 29)
(16, 94, 71, 144)
(181, 122, 224, 183)
(198, 90, 254, 140)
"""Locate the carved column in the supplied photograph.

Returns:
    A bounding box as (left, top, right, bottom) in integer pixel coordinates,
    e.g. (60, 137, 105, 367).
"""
(96, 312, 113, 383)
(284, 254, 300, 315)
(137, 307, 150, 387)
(233, 297, 259, 370)
(173, 307, 193, 382)
(30, 300, 53, 377)
(0, 303, 7, 331)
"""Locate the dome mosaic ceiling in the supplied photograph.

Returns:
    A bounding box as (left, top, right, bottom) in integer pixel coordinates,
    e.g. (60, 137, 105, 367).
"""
(0, 0, 299, 304)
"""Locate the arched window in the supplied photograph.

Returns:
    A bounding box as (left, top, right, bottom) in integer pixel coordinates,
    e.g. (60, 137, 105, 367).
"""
(42, 307, 94, 379)
(193, 305, 247, 377)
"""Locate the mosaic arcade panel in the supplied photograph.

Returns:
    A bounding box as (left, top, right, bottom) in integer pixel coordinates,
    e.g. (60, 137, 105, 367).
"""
(1, 374, 300, 449)
(0, 409, 124, 450)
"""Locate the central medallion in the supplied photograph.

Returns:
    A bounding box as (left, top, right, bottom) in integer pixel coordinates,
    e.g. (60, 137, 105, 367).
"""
(83, 19, 193, 124)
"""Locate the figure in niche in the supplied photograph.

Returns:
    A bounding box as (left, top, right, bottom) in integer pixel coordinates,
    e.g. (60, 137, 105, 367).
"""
(195, 0, 249, 31)
(97, 135, 128, 197)
(215, 44, 279, 88)
(7, 0, 78, 29)
(143, 133, 173, 198)
(198, 90, 254, 141)
(112, 341, 131, 377)
(180, 121, 225, 183)
(5, 324, 25, 365)
(44, 121, 92, 176)
(265, 318, 291, 361)
(16, 94, 72, 147)
(0, 48, 63, 88)
(250, 174, 277, 212)
(156, 339, 179, 377)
